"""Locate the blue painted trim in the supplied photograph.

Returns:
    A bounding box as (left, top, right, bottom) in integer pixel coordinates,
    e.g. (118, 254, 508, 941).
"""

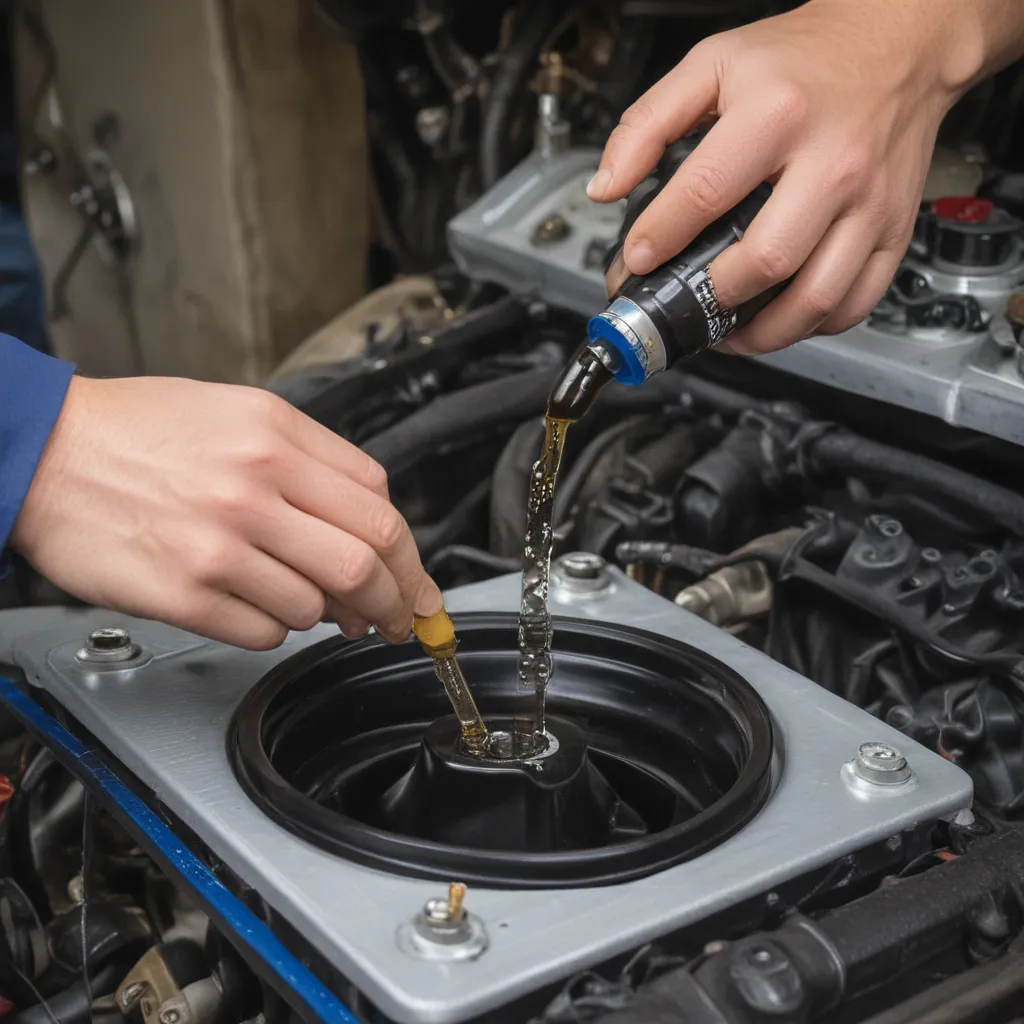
(0, 676, 362, 1024)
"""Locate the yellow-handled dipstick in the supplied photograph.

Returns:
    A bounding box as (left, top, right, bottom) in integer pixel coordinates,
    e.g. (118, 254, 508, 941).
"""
(412, 608, 489, 755)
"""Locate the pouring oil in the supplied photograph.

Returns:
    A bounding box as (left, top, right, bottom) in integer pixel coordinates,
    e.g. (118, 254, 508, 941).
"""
(513, 346, 613, 756)
(413, 608, 489, 755)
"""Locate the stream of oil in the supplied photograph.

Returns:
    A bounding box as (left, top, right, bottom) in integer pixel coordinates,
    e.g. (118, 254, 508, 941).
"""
(513, 415, 569, 756)
(412, 346, 612, 760)
(512, 346, 614, 757)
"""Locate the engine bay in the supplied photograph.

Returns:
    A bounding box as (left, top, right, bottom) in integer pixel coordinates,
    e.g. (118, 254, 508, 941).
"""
(1, 1, 1024, 1022)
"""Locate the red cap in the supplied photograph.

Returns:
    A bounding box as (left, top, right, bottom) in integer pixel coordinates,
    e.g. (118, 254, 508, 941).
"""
(931, 196, 993, 224)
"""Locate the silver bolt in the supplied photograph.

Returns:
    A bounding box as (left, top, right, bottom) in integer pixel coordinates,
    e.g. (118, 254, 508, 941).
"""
(423, 897, 458, 927)
(89, 627, 131, 652)
(853, 742, 912, 786)
(77, 626, 138, 664)
(553, 552, 610, 594)
(67, 874, 84, 904)
(398, 882, 488, 961)
(119, 981, 148, 1010)
(532, 212, 570, 245)
(160, 1009, 181, 1024)
(415, 106, 450, 147)
(421, 881, 466, 929)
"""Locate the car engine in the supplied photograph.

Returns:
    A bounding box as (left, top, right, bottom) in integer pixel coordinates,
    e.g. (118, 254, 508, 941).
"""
(2, 1, 1024, 1023)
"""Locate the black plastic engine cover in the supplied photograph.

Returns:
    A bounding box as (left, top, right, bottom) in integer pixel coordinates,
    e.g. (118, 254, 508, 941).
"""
(231, 613, 774, 888)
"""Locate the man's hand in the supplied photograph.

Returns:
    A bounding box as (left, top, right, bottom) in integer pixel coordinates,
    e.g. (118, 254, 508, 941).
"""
(10, 376, 442, 650)
(590, 0, 1024, 355)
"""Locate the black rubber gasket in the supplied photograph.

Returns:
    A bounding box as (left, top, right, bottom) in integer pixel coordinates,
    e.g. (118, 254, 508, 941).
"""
(230, 612, 774, 889)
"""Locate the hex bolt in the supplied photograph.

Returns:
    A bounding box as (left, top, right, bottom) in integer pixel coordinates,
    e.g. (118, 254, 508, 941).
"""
(66, 874, 84, 904)
(532, 212, 570, 245)
(89, 627, 131, 652)
(398, 881, 488, 961)
(119, 981, 148, 1011)
(415, 106, 450, 147)
(853, 742, 912, 786)
(422, 881, 467, 930)
(553, 552, 610, 594)
(77, 626, 138, 664)
(159, 1009, 181, 1024)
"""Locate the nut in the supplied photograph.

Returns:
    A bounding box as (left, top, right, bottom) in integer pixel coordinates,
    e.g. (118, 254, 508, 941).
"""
(552, 552, 610, 594)
(77, 627, 138, 664)
(853, 742, 912, 786)
(415, 106, 450, 147)
(89, 627, 131, 652)
(532, 213, 570, 245)
(397, 882, 488, 961)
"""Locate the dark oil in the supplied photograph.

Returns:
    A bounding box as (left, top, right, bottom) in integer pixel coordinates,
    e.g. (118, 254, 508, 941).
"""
(514, 414, 569, 756)
(546, 344, 614, 422)
(513, 344, 613, 756)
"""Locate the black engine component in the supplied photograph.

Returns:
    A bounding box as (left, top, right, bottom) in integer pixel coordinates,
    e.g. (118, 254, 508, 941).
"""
(231, 613, 772, 888)
(567, 827, 1024, 1024)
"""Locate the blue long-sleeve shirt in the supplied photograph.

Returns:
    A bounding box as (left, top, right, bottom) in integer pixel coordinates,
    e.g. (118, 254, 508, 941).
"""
(0, 334, 75, 549)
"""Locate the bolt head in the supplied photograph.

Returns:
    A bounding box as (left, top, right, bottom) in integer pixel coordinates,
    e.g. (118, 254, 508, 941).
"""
(78, 626, 139, 665)
(557, 552, 605, 580)
(532, 213, 570, 244)
(422, 897, 455, 926)
(160, 1009, 181, 1024)
(119, 981, 148, 1010)
(88, 627, 131, 652)
(853, 742, 912, 786)
(67, 875, 84, 904)
(415, 106, 450, 146)
(553, 552, 610, 595)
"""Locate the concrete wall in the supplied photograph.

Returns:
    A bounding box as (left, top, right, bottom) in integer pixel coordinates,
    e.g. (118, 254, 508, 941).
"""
(15, 0, 369, 383)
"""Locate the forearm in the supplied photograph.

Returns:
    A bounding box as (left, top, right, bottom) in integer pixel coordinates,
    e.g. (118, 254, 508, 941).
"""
(806, 0, 1024, 100)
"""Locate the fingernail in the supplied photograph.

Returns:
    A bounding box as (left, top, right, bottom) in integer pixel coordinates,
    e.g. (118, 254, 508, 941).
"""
(626, 240, 658, 276)
(586, 168, 612, 201)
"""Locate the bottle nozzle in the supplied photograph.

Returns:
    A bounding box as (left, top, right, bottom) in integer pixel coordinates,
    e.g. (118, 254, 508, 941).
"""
(546, 342, 614, 422)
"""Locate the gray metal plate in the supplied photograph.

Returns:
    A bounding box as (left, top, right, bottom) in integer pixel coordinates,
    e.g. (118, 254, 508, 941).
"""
(0, 575, 972, 1024)
(448, 148, 1024, 446)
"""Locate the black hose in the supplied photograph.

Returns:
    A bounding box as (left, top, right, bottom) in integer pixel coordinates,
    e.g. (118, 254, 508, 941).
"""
(859, 945, 1024, 1024)
(364, 367, 554, 477)
(281, 296, 529, 428)
(480, 0, 555, 188)
(553, 415, 652, 525)
(679, 374, 765, 418)
(0, 749, 56, 919)
(490, 419, 546, 559)
(782, 555, 1023, 676)
(807, 430, 1024, 538)
(412, 478, 492, 559)
(415, 0, 480, 101)
(595, 17, 656, 117)
(365, 365, 698, 492)
(426, 546, 520, 576)
(12, 963, 119, 1024)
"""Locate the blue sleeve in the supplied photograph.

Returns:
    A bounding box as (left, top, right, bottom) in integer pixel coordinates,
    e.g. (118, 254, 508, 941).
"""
(0, 333, 75, 550)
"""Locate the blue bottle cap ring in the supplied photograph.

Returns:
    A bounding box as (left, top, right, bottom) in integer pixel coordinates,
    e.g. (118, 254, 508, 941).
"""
(586, 313, 648, 387)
